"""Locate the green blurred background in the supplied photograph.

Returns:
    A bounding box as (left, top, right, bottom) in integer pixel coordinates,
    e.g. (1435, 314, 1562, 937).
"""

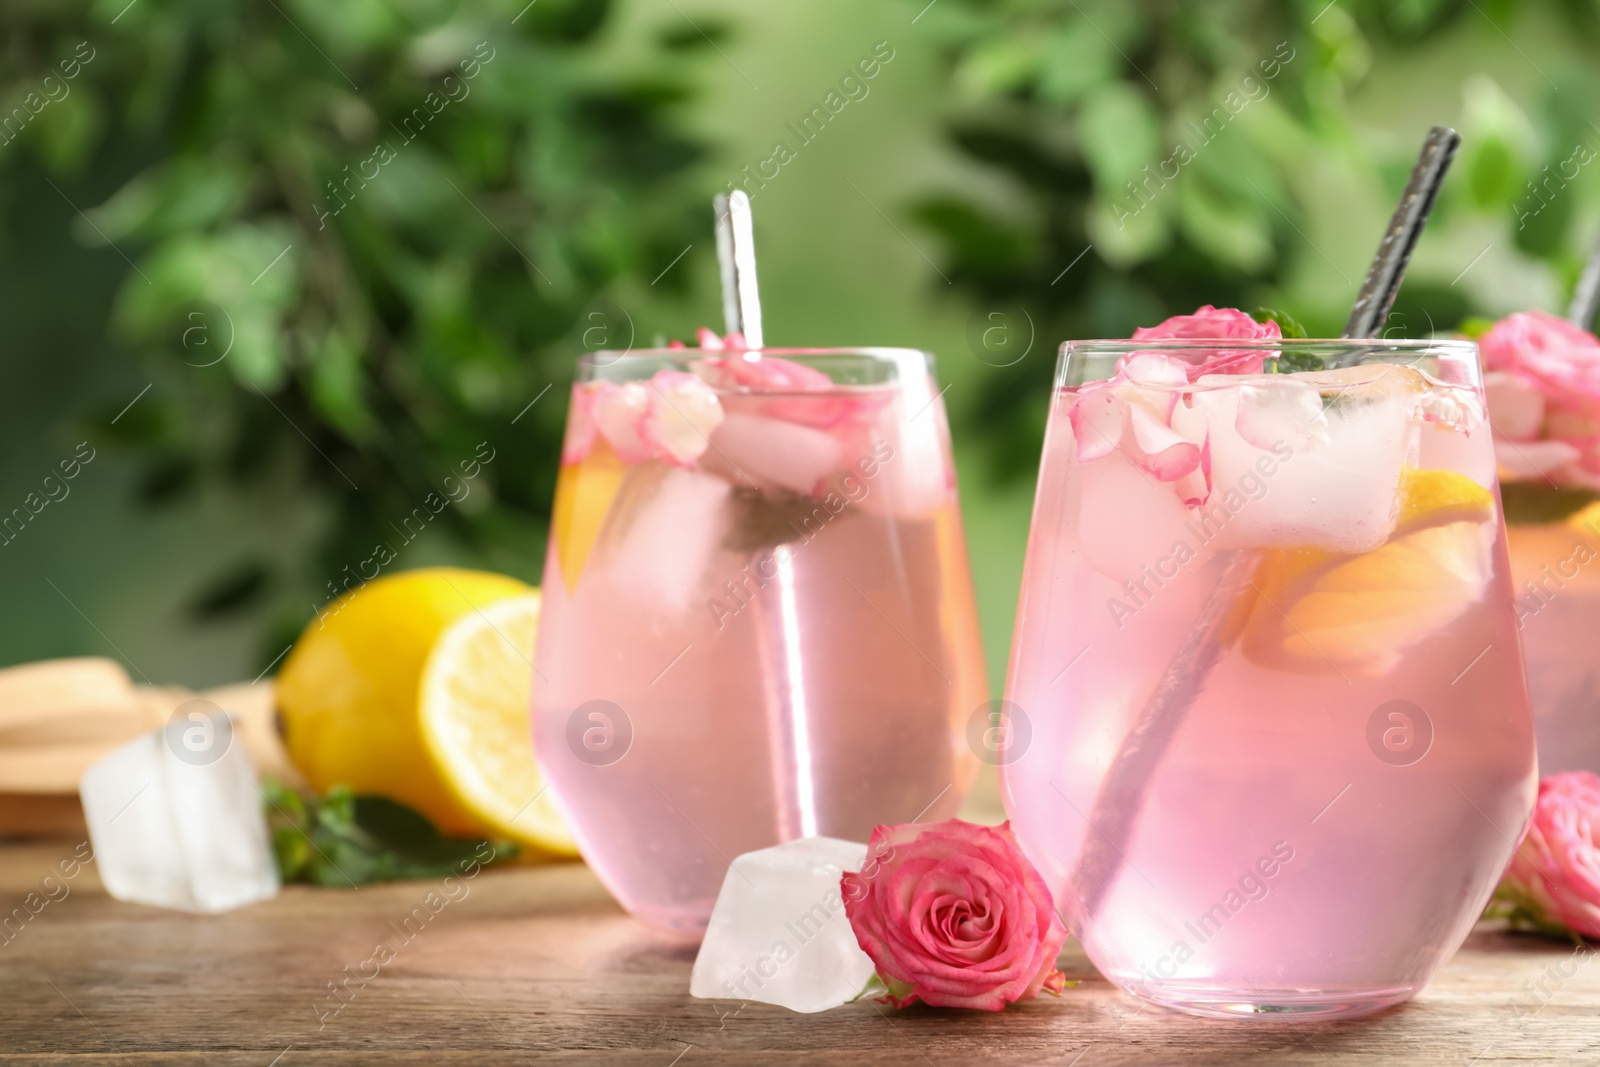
(2, 0, 1598, 693)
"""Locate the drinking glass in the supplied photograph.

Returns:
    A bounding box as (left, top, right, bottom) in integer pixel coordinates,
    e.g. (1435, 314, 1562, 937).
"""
(1505, 505, 1600, 775)
(532, 346, 986, 931)
(1002, 338, 1536, 1019)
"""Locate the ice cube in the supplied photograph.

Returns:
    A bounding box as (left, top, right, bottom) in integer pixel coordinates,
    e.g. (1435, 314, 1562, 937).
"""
(80, 708, 278, 913)
(1184, 367, 1420, 553)
(690, 837, 875, 1014)
(857, 385, 952, 520)
(704, 413, 844, 494)
(1076, 451, 1210, 584)
(592, 463, 731, 614)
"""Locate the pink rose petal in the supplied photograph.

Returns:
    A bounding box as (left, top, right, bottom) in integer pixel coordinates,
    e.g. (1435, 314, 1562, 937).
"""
(641, 370, 725, 467)
(1132, 304, 1282, 343)
(841, 819, 1067, 1012)
(1067, 381, 1125, 462)
(1126, 399, 1201, 481)
(1483, 371, 1546, 442)
(1500, 772, 1600, 939)
(1495, 438, 1582, 481)
(589, 381, 654, 463)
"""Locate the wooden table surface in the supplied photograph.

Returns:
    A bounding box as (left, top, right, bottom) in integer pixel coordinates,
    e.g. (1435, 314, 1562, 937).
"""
(2, 837, 1597, 1065)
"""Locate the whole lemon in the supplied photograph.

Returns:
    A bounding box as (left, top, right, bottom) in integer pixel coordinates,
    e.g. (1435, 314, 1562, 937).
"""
(276, 567, 575, 854)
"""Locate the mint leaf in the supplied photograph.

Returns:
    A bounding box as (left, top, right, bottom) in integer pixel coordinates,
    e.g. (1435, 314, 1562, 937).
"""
(1271, 350, 1324, 374)
(1253, 307, 1309, 339)
(1501, 482, 1600, 525)
(263, 777, 516, 887)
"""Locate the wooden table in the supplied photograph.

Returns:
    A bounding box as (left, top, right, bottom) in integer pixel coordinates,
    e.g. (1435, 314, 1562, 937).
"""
(2, 838, 1597, 1065)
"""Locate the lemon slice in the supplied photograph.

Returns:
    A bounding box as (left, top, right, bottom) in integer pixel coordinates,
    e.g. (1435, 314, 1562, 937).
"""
(419, 593, 578, 856)
(1234, 469, 1496, 676)
(551, 442, 626, 593)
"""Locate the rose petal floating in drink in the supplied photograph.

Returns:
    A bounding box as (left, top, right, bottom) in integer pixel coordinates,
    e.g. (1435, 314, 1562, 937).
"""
(642, 370, 726, 467)
(576, 371, 725, 468)
(588, 380, 654, 463)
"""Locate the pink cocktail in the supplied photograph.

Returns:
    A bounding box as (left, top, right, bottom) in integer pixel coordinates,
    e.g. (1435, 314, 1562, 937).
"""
(533, 346, 985, 931)
(1003, 338, 1536, 1019)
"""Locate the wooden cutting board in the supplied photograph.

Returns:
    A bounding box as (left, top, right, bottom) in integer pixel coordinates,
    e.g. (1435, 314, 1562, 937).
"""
(0, 657, 300, 836)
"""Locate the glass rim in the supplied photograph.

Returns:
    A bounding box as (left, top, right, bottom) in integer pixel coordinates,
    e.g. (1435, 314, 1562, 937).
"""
(575, 346, 937, 389)
(1059, 337, 1479, 354)
(581, 345, 934, 361)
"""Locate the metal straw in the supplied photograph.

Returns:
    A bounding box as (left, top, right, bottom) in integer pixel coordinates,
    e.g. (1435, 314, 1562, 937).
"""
(1069, 127, 1463, 926)
(1343, 126, 1461, 340)
(1567, 229, 1600, 330)
(713, 190, 764, 348)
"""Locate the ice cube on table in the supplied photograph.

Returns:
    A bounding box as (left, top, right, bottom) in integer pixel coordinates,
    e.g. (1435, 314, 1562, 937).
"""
(80, 711, 278, 913)
(1184, 367, 1420, 553)
(690, 837, 875, 1014)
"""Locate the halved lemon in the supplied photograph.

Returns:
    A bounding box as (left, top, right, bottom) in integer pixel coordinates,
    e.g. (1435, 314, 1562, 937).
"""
(1233, 469, 1496, 676)
(420, 593, 578, 856)
(277, 568, 576, 857)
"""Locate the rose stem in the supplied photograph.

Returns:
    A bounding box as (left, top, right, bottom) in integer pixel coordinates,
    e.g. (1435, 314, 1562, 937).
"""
(712, 194, 813, 841)
(1566, 228, 1600, 329)
(713, 190, 765, 349)
(1069, 127, 1462, 926)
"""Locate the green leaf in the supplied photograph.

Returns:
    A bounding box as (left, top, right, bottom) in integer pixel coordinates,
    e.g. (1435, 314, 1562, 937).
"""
(1501, 482, 1600, 525)
(1253, 307, 1308, 338)
(1456, 315, 1496, 340)
(262, 777, 517, 887)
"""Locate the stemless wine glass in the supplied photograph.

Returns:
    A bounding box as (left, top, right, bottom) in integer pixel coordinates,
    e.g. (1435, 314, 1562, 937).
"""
(532, 346, 985, 931)
(1002, 337, 1536, 1019)
(1506, 511, 1600, 774)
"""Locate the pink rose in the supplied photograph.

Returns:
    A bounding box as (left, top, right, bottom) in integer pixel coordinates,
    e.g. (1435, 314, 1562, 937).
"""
(1480, 311, 1600, 485)
(1131, 304, 1282, 378)
(841, 819, 1068, 1011)
(1063, 306, 1283, 499)
(1132, 304, 1282, 343)
(1499, 772, 1600, 939)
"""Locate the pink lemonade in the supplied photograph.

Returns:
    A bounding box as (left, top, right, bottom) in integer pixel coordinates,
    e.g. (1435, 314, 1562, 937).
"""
(532, 348, 985, 931)
(1003, 339, 1536, 1019)
(1507, 517, 1600, 774)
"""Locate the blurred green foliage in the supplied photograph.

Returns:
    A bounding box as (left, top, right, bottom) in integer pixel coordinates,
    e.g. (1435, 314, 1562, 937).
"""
(0, 0, 715, 662)
(915, 0, 1600, 480)
(5, 0, 1600, 672)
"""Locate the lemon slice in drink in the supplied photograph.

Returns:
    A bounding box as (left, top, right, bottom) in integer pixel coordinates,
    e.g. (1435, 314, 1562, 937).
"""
(419, 593, 579, 856)
(1235, 469, 1496, 676)
(551, 441, 626, 593)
